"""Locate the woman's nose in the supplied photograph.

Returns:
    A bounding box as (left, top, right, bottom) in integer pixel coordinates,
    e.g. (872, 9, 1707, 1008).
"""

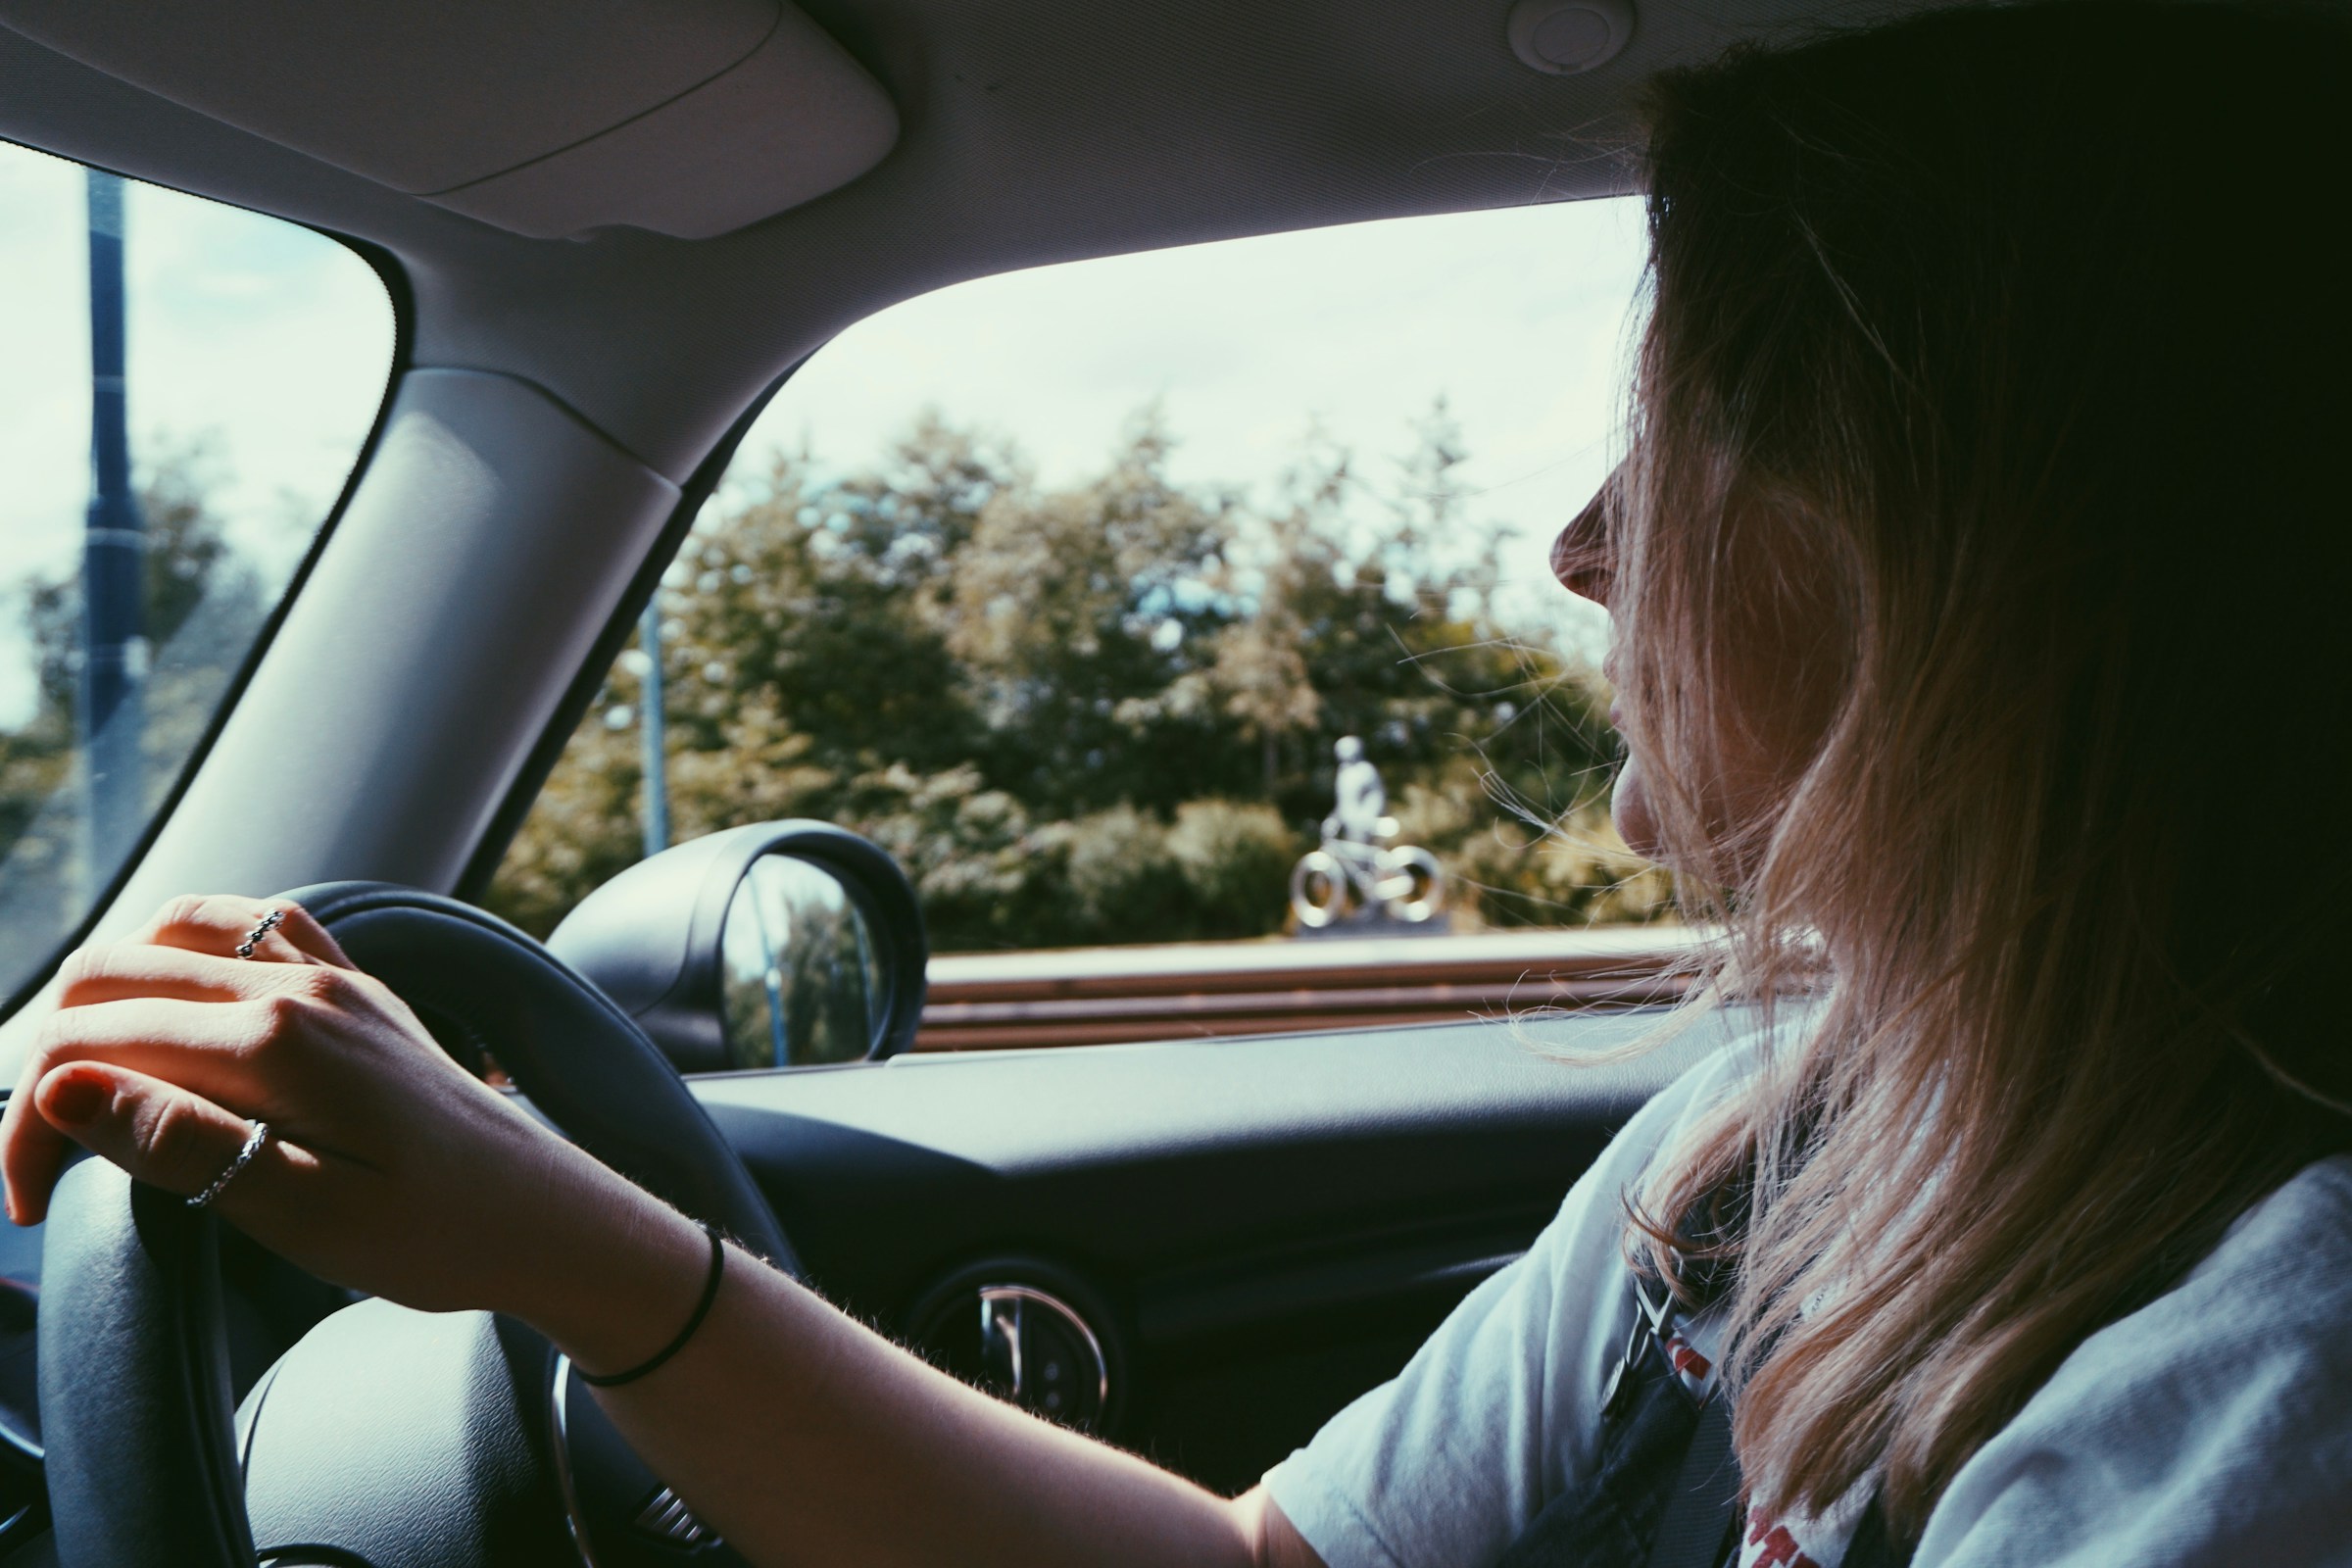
(1551, 468, 1619, 608)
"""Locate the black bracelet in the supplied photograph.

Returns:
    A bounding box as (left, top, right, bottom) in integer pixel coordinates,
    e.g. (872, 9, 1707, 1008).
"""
(577, 1221, 727, 1388)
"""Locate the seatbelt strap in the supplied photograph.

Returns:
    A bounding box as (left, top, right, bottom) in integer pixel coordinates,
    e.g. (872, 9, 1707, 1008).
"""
(1646, 1391, 1740, 1568)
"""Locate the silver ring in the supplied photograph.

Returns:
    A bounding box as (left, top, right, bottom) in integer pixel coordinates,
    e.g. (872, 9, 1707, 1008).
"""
(187, 1121, 270, 1210)
(234, 907, 286, 959)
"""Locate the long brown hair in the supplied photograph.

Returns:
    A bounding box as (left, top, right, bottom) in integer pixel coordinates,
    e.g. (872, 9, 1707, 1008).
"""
(1609, 1, 2352, 1533)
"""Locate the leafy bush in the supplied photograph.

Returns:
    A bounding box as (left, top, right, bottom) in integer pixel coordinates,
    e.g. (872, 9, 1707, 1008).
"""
(1167, 801, 1301, 940)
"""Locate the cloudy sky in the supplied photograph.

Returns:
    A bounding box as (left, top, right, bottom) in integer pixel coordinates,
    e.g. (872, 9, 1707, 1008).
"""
(0, 138, 1645, 731)
(744, 195, 1646, 641)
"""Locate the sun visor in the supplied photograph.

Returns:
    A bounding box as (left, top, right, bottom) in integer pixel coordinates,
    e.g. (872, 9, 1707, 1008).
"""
(0, 0, 899, 239)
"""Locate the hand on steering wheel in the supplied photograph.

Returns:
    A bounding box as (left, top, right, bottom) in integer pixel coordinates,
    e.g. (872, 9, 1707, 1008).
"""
(1, 894, 699, 1342)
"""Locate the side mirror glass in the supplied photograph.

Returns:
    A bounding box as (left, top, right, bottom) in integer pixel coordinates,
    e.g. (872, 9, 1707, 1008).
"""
(549, 820, 928, 1073)
(718, 854, 884, 1069)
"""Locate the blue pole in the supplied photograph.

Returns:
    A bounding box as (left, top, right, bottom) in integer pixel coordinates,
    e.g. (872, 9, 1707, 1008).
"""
(638, 593, 670, 858)
(742, 878, 792, 1069)
(81, 170, 144, 879)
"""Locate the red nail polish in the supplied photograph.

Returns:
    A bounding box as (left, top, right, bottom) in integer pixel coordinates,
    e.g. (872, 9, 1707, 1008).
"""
(46, 1073, 109, 1126)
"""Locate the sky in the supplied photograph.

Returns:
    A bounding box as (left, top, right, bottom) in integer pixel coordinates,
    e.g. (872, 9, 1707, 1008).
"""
(740, 197, 1647, 643)
(0, 138, 1647, 732)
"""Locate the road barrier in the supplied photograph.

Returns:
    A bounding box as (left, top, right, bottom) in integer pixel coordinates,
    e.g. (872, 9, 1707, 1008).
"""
(915, 925, 1709, 1052)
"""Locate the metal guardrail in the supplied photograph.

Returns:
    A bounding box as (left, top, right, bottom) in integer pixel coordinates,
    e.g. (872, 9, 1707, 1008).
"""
(914, 925, 1708, 1052)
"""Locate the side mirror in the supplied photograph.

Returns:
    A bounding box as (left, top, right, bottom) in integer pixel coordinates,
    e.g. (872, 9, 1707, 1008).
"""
(549, 820, 928, 1074)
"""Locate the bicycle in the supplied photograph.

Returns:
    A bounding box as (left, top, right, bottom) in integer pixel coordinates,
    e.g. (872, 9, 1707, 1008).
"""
(1290, 819, 1446, 929)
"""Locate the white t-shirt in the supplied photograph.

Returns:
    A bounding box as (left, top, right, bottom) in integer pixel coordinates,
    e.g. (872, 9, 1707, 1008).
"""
(1262, 1039, 2352, 1567)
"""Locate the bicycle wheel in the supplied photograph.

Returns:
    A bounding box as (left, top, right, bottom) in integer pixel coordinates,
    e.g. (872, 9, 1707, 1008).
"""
(1290, 850, 1349, 929)
(1379, 847, 1446, 923)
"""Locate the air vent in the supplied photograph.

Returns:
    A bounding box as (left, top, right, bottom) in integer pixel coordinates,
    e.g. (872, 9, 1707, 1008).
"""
(908, 1265, 1120, 1434)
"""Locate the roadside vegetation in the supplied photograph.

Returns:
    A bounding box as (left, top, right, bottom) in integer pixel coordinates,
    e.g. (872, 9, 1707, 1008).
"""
(0, 442, 271, 993)
(487, 405, 1669, 950)
(0, 408, 1669, 965)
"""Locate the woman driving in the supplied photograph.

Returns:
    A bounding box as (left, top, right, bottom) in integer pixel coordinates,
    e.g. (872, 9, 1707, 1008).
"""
(6, 3, 2348, 1564)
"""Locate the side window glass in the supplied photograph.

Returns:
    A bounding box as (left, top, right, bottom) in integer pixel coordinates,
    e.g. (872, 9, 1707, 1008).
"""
(0, 146, 394, 1009)
(491, 201, 1668, 1059)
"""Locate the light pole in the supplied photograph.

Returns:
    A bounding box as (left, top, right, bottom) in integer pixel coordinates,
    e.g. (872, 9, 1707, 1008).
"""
(81, 169, 144, 883)
(639, 592, 670, 858)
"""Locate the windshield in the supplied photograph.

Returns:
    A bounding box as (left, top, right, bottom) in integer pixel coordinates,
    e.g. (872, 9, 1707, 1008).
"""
(492, 199, 1666, 1062)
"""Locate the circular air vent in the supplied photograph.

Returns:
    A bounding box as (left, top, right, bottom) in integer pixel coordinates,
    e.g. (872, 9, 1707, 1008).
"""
(908, 1265, 1120, 1433)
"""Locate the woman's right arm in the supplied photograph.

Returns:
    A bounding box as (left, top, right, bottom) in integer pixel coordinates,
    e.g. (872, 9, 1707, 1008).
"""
(473, 1129, 1332, 1568)
(0, 896, 1328, 1568)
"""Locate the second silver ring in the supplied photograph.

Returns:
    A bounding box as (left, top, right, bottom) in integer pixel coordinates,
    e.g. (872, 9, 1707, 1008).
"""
(234, 907, 286, 959)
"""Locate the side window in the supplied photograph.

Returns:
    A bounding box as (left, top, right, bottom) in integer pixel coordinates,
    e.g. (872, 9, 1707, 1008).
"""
(0, 146, 394, 1010)
(489, 200, 1669, 1060)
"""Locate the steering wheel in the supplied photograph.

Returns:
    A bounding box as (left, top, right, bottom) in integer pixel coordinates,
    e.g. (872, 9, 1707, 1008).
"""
(33, 884, 796, 1567)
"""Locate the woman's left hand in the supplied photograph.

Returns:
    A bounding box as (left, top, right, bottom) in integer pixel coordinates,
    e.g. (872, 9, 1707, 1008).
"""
(0, 893, 645, 1319)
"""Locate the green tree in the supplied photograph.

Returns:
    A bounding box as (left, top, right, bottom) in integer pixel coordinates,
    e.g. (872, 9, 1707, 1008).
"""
(486, 405, 1668, 948)
(1205, 440, 1341, 796)
(1, 439, 277, 992)
(946, 410, 1237, 814)
(663, 444, 980, 776)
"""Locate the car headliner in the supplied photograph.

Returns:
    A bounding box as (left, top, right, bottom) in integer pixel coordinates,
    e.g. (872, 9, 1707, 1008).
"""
(0, 0, 1947, 485)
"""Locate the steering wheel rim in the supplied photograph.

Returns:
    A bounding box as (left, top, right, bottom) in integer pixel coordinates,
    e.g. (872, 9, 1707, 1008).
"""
(35, 883, 795, 1567)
